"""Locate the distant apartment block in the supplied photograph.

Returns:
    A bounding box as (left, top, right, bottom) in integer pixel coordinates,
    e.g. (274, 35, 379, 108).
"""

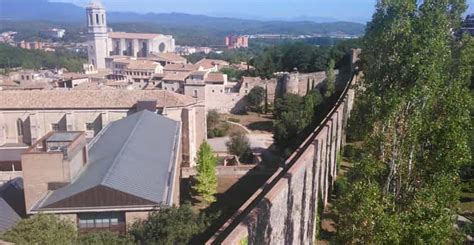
(225, 35, 249, 49)
(39, 28, 66, 39)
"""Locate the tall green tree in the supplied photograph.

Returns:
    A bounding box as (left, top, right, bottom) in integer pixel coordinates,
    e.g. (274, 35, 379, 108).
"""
(129, 205, 208, 245)
(2, 214, 77, 244)
(336, 0, 472, 243)
(245, 86, 266, 112)
(273, 90, 323, 150)
(324, 59, 336, 97)
(193, 141, 218, 204)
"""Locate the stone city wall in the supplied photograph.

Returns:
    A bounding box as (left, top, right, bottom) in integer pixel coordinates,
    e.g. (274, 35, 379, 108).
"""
(205, 71, 329, 114)
(207, 70, 358, 245)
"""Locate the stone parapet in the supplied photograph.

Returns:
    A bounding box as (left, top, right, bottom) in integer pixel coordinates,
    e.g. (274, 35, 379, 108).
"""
(207, 70, 360, 245)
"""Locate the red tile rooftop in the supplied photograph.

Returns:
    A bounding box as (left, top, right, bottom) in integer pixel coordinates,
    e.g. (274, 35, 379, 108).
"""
(0, 90, 197, 109)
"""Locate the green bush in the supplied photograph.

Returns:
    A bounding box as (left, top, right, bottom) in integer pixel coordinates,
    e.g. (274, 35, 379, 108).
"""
(334, 177, 348, 197)
(228, 118, 240, 123)
(207, 128, 226, 138)
(207, 130, 216, 138)
(343, 145, 356, 159)
(77, 232, 134, 245)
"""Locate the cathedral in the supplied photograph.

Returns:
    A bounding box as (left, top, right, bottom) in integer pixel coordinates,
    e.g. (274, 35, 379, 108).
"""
(86, 0, 176, 69)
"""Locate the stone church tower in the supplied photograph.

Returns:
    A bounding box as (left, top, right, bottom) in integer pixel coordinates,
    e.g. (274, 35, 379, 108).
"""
(86, 0, 109, 69)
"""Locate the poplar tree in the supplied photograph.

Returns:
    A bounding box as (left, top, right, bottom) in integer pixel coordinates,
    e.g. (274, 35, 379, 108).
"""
(324, 59, 336, 97)
(336, 0, 472, 243)
(193, 142, 218, 204)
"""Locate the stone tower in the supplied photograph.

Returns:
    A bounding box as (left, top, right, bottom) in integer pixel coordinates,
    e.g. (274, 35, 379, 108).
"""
(283, 68, 300, 95)
(86, 0, 108, 69)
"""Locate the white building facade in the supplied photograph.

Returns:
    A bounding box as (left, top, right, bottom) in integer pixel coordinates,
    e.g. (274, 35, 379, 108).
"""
(86, 0, 175, 69)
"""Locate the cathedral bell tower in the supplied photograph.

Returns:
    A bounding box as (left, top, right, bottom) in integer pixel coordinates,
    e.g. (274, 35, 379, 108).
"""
(86, 0, 108, 69)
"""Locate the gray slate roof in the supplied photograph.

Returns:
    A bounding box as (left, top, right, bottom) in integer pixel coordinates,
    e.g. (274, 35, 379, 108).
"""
(0, 178, 24, 234)
(39, 110, 181, 209)
(0, 197, 20, 234)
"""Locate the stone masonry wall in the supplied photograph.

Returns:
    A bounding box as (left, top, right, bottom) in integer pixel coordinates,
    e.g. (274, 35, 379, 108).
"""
(207, 70, 359, 245)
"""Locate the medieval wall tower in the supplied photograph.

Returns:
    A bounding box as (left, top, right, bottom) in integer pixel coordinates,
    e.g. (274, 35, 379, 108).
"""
(86, 0, 109, 69)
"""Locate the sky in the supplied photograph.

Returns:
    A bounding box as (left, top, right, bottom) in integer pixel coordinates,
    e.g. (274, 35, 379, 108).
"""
(57, 0, 474, 23)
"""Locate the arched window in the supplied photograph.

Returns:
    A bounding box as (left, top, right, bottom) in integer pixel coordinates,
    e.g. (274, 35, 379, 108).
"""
(89, 13, 93, 26)
(16, 119, 23, 136)
(96, 14, 100, 25)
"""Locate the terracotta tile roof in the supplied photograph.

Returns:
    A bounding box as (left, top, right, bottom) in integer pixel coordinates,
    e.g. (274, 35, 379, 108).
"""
(163, 72, 190, 82)
(0, 80, 19, 87)
(108, 32, 164, 40)
(195, 59, 229, 69)
(205, 73, 225, 83)
(151, 52, 186, 63)
(126, 59, 161, 70)
(60, 72, 88, 80)
(0, 90, 197, 109)
(191, 71, 208, 76)
(72, 82, 114, 90)
(164, 63, 198, 72)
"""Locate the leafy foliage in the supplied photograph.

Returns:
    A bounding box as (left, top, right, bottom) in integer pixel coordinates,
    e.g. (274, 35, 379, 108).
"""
(273, 90, 324, 150)
(226, 131, 253, 163)
(220, 67, 244, 81)
(193, 142, 218, 204)
(2, 214, 77, 244)
(324, 59, 336, 97)
(245, 86, 266, 112)
(77, 232, 134, 245)
(0, 44, 86, 72)
(206, 110, 220, 131)
(129, 205, 208, 245)
(251, 40, 361, 78)
(336, 0, 473, 243)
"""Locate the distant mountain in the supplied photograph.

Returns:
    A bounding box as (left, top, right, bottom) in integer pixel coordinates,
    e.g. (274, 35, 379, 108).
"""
(0, 0, 85, 22)
(288, 16, 340, 23)
(0, 0, 365, 34)
(0, 0, 365, 46)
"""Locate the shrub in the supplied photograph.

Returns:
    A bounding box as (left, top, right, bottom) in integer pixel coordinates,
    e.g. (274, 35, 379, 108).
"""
(344, 145, 356, 159)
(207, 110, 220, 130)
(228, 118, 240, 123)
(2, 214, 77, 245)
(129, 205, 208, 245)
(226, 131, 253, 163)
(334, 177, 348, 197)
(77, 232, 134, 245)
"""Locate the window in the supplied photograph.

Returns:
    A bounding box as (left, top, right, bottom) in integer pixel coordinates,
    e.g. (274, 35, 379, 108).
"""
(16, 119, 23, 136)
(193, 90, 198, 98)
(96, 14, 100, 25)
(102, 14, 105, 25)
(86, 123, 94, 131)
(51, 123, 60, 132)
(77, 212, 124, 229)
(89, 13, 93, 26)
(245, 82, 249, 88)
